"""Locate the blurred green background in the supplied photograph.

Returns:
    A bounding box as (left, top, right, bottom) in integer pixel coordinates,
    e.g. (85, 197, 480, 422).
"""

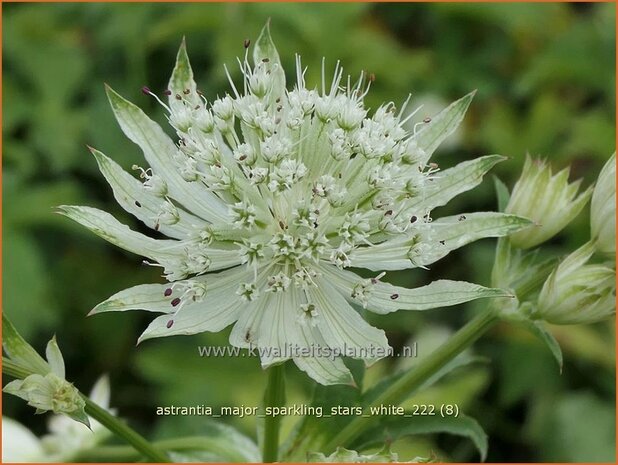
(3, 2, 615, 462)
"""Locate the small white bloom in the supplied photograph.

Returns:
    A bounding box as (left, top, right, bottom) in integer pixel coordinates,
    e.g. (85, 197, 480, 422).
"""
(64, 23, 528, 385)
(3, 376, 114, 463)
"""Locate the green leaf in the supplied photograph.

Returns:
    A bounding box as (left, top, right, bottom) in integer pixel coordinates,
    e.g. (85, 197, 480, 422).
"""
(166, 424, 261, 463)
(351, 414, 488, 461)
(414, 91, 475, 158)
(281, 383, 362, 460)
(253, 21, 286, 101)
(410, 155, 506, 211)
(308, 445, 405, 463)
(349, 212, 533, 270)
(493, 175, 510, 212)
(90, 147, 206, 239)
(322, 265, 512, 315)
(2, 314, 49, 376)
(90, 282, 174, 315)
(45, 336, 66, 379)
(168, 38, 199, 107)
(57, 205, 183, 262)
(521, 319, 563, 372)
(105, 85, 228, 223)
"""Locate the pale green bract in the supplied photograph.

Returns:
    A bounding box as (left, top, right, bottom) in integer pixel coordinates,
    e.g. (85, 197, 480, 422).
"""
(3, 335, 90, 427)
(60, 24, 528, 385)
(505, 155, 592, 249)
(3, 376, 114, 462)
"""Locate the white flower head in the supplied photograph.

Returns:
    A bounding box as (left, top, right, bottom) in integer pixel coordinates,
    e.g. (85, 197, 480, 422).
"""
(62, 23, 530, 385)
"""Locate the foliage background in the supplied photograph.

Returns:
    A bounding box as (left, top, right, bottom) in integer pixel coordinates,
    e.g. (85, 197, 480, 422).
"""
(3, 2, 615, 462)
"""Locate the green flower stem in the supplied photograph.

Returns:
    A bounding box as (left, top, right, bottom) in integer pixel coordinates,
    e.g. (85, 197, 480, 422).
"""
(82, 396, 171, 462)
(2, 360, 170, 463)
(263, 363, 286, 462)
(322, 305, 500, 454)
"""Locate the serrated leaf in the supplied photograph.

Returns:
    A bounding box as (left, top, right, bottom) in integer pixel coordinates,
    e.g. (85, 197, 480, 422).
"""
(414, 91, 475, 158)
(410, 155, 506, 211)
(105, 85, 228, 223)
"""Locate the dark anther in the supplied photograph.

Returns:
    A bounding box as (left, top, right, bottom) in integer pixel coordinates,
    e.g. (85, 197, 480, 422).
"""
(166, 320, 174, 328)
(183, 89, 190, 95)
(175, 94, 182, 100)
(171, 297, 181, 307)
(164, 288, 173, 297)
(423, 117, 432, 123)
(141, 86, 152, 95)
(390, 293, 399, 300)
(279, 220, 285, 229)
(439, 240, 445, 245)
(163, 89, 172, 96)
(385, 210, 393, 216)
(135, 201, 142, 207)
(410, 216, 417, 223)
(239, 155, 247, 161)
(262, 58, 270, 63)
(369, 73, 376, 82)
(154, 223, 160, 231)
(244, 39, 251, 49)
(458, 215, 466, 221)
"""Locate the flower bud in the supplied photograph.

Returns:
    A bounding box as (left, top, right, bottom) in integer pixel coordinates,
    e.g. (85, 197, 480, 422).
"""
(591, 153, 616, 255)
(535, 242, 615, 325)
(506, 156, 592, 249)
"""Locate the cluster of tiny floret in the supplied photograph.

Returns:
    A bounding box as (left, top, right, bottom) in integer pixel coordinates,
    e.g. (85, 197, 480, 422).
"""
(136, 45, 438, 325)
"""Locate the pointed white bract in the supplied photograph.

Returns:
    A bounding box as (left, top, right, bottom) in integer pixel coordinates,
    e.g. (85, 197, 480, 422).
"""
(63, 25, 525, 385)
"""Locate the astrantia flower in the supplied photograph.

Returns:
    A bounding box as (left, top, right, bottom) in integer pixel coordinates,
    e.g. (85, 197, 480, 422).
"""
(61, 24, 529, 385)
(506, 155, 592, 249)
(3, 376, 114, 462)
